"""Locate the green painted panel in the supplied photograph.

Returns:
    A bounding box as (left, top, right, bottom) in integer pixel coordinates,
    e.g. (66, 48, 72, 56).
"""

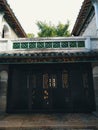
(70, 41, 77, 47)
(78, 41, 85, 47)
(53, 42, 60, 48)
(61, 42, 68, 48)
(37, 42, 44, 48)
(29, 42, 36, 48)
(13, 43, 20, 49)
(45, 42, 52, 48)
(21, 42, 28, 49)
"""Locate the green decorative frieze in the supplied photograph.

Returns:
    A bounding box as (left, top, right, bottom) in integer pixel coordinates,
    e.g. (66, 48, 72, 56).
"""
(13, 40, 85, 49)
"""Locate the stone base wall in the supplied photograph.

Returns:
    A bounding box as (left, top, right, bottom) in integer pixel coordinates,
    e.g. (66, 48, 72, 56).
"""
(92, 62, 98, 113)
(93, 77, 98, 112)
(0, 65, 8, 113)
(0, 81, 7, 111)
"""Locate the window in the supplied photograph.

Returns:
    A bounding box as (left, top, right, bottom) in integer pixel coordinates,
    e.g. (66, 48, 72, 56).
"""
(51, 75, 57, 88)
(43, 73, 57, 88)
(2, 24, 10, 38)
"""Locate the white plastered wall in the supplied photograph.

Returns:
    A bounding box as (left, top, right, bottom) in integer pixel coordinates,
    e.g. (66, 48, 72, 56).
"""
(82, 15, 98, 37)
(0, 12, 19, 39)
(2, 18, 18, 39)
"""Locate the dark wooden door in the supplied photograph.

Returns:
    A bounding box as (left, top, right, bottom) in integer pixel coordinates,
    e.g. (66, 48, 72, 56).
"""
(28, 69, 70, 111)
(28, 71, 58, 110)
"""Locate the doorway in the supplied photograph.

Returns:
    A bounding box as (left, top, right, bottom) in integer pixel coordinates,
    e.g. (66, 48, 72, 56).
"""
(7, 63, 96, 112)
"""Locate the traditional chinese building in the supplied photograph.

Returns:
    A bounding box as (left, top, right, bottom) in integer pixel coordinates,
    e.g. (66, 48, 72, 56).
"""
(0, 0, 97, 113)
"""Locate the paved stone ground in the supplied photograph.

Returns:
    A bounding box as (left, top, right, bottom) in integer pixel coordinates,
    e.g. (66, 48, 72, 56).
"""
(0, 113, 98, 129)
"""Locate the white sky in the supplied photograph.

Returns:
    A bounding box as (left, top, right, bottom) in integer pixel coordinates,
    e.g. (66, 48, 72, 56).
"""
(7, 0, 84, 36)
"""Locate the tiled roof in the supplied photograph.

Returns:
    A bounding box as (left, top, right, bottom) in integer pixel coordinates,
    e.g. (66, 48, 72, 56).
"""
(0, 51, 97, 63)
(0, 0, 27, 37)
(72, 0, 94, 36)
(0, 51, 97, 57)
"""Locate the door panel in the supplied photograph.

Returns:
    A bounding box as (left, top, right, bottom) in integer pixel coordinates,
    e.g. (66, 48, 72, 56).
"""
(29, 72, 42, 109)
(8, 68, 28, 112)
(42, 72, 57, 109)
(42, 73, 52, 108)
(53, 70, 70, 110)
(70, 70, 85, 112)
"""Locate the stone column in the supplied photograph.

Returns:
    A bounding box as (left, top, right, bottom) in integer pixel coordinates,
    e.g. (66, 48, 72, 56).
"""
(92, 63, 98, 113)
(0, 65, 8, 113)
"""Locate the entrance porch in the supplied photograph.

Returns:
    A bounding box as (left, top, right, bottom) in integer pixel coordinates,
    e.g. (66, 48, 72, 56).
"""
(7, 63, 96, 113)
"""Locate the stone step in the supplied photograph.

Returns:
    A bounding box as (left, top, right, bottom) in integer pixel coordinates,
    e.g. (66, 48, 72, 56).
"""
(0, 113, 97, 130)
(0, 127, 97, 130)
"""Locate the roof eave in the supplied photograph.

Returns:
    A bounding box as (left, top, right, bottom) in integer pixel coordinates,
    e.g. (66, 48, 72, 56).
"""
(0, 0, 27, 38)
(72, 0, 94, 36)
